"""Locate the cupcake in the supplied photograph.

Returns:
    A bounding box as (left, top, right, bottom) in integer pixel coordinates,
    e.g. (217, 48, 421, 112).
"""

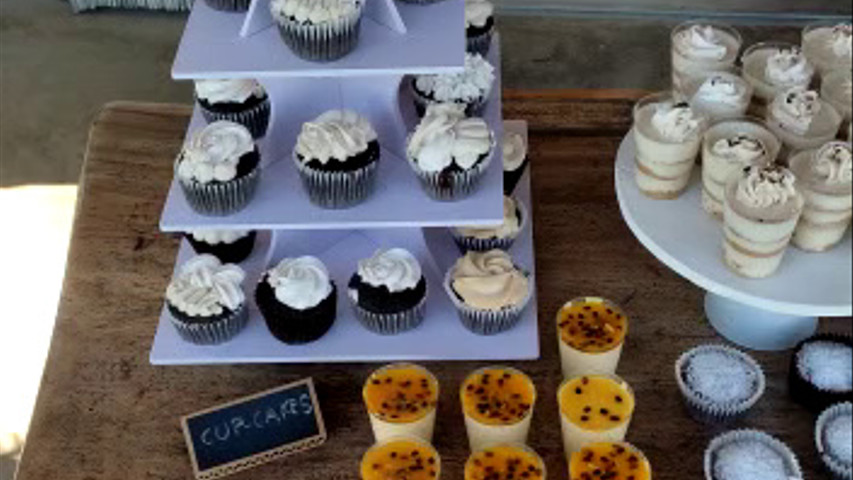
(360, 437, 441, 480)
(675, 344, 766, 424)
(255, 256, 337, 344)
(790, 142, 853, 252)
(684, 70, 753, 122)
(411, 53, 495, 117)
(742, 43, 815, 112)
(175, 121, 261, 216)
(722, 165, 804, 278)
(558, 374, 635, 457)
(194, 79, 270, 139)
(704, 430, 804, 480)
(789, 334, 853, 412)
(348, 248, 428, 335)
(816, 402, 853, 480)
(465, 0, 494, 56)
(270, 0, 365, 62)
(363, 363, 439, 443)
(407, 103, 495, 201)
(556, 297, 628, 380)
(185, 229, 257, 264)
(465, 445, 546, 480)
(165, 254, 249, 345)
(766, 87, 843, 160)
(670, 22, 742, 94)
(452, 196, 526, 252)
(203, 0, 250, 12)
(445, 249, 532, 335)
(570, 443, 652, 480)
(802, 23, 853, 79)
(293, 110, 380, 209)
(460, 367, 536, 452)
(503, 129, 528, 195)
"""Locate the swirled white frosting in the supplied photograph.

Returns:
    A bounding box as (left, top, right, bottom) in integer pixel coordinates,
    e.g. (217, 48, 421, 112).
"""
(266, 256, 333, 310)
(166, 254, 246, 317)
(651, 102, 702, 142)
(675, 25, 728, 60)
(189, 229, 251, 245)
(457, 196, 521, 240)
(357, 248, 422, 293)
(451, 249, 529, 311)
(407, 103, 492, 172)
(295, 110, 377, 165)
(270, 0, 362, 24)
(195, 79, 265, 105)
(176, 121, 254, 184)
(814, 142, 853, 185)
(712, 135, 768, 163)
(465, 0, 494, 28)
(503, 131, 527, 172)
(735, 165, 799, 209)
(770, 87, 822, 136)
(831, 24, 853, 58)
(415, 53, 495, 103)
(693, 74, 749, 107)
(765, 47, 814, 86)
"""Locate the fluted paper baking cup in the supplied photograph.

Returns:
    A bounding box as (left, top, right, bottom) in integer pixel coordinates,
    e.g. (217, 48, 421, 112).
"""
(704, 430, 804, 480)
(816, 402, 853, 480)
(203, 0, 250, 11)
(789, 333, 853, 412)
(452, 198, 528, 252)
(407, 141, 494, 202)
(294, 152, 379, 209)
(198, 96, 271, 139)
(276, 6, 363, 62)
(675, 344, 766, 424)
(410, 77, 489, 118)
(168, 302, 249, 345)
(444, 264, 533, 336)
(351, 289, 428, 336)
(178, 165, 260, 217)
(467, 29, 493, 56)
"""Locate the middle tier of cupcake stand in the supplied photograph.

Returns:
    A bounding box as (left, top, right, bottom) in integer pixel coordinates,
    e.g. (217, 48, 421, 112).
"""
(614, 134, 853, 352)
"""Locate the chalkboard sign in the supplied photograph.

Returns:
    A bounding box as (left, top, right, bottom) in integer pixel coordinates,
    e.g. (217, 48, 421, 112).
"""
(181, 378, 326, 480)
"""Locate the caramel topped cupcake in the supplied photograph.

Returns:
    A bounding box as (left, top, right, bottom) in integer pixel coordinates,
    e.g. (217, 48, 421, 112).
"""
(557, 297, 629, 379)
(363, 363, 439, 442)
(361, 437, 440, 480)
(570, 442, 652, 480)
(465, 445, 546, 480)
(461, 367, 537, 451)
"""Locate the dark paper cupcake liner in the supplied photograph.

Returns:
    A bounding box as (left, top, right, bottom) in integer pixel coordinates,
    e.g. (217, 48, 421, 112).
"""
(178, 164, 260, 217)
(444, 265, 533, 336)
(451, 198, 528, 253)
(504, 158, 529, 196)
(407, 141, 495, 202)
(789, 333, 853, 412)
(467, 28, 493, 56)
(704, 430, 804, 480)
(816, 402, 853, 480)
(350, 288, 428, 335)
(168, 302, 249, 345)
(255, 279, 337, 345)
(294, 152, 379, 209)
(410, 77, 489, 118)
(203, 0, 250, 11)
(185, 231, 257, 264)
(276, 7, 363, 62)
(198, 95, 270, 139)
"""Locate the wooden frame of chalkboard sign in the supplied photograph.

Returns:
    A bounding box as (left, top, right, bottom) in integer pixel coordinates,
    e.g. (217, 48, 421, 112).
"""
(181, 378, 327, 480)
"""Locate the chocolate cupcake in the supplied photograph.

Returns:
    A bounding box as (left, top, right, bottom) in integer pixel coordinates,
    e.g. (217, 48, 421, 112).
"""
(407, 103, 495, 201)
(185, 229, 257, 264)
(789, 334, 853, 412)
(255, 256, 337, 344)
(165, 255, 249, 345)
(503, 129, 528, 195)
(465, 0, 495, 56)
(348, 248, 428, 335)
(270, 0, 365, 62)
(195, 79, 270, 139)
(203, 0, 250, 12)
(411, 53, 495, 117)
(816, 402, 853, 480)
(175, 121, 261, 216)
(452, 196, 526, 252)
(704, 430, 804, 480)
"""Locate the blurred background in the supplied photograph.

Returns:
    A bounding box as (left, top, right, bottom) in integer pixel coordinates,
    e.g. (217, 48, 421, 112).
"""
(0, 0, 850, 478)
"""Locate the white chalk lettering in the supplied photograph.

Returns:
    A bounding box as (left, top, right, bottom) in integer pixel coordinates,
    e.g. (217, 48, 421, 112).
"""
(213, 424, 230, 442)
(231, 416, 250, 437)
(300, 393, 314, 415)
(200, 428, 214, 446)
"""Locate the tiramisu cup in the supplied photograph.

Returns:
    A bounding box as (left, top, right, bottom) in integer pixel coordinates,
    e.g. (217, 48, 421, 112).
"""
(802, 23, 853, 80)
(821, 69, 853, 138)
(684, 70, 753, 122)
(460, 366, 537, 452)
(742, 42, 815, 114)
(556, 297, 628, 380)
(671, 22, 742, 94)
(363, 363, 439, 443)
(558, 374, 636, 457)
(766, 87, 843, 161)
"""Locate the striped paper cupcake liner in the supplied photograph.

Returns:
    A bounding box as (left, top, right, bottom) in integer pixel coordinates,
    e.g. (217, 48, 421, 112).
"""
(789, 333, 853, 412)
(815, 402, 853, 480)
(704, 430, 804, 480)
(198, 96, 271, 139)
(443, 264, 533, 336)
(410, 77, 489, 118)
(168, 302, 249, 345)
(467, 29, 493, 56)
(178, 165, 260, 217)
(350, 289, 428, 336)
(294, 152, 379, 209)
(407, 139, 494, 202)
(451, 197, 528, 253)
(276, 5, 364, 62)
(203, 0, 250, 11)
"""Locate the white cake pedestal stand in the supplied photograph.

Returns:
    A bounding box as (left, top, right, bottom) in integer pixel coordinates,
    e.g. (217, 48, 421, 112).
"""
(614, 134, 852, 351)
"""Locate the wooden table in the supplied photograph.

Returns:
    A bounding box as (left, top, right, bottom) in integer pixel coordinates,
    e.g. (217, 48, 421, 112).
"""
(17, 92, 851, 480)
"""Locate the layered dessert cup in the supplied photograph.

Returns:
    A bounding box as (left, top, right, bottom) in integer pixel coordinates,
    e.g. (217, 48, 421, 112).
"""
(558, 374, 636, 457)
(360, 436, 441, 480)
(802, 23, 853, 80)
(556, 297, 628, 380)
(464, 444, 546, 480)
(362, 363, 439, 443)
(766, 87, 842, 160)
(821, 68, 853, 138)
(682, 70, 753, 122)
(742, 42, 815, 114)
(569, 442, 652, 480)
(460, 366, 537, 452)
(671, 21, 742, 95)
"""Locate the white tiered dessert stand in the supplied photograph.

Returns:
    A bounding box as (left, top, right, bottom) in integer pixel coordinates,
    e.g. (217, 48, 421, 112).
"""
(615, 135, 852, 351)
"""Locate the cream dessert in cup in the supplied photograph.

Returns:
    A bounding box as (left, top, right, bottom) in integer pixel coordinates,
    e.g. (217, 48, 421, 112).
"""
(683, 70, 753, 122)
(558, 374, 636, 457)
(742, 42, 815, 113)
(723, 165, 805, 278)
(671, 22, 742, 94)
(360, 437, 441, 480)
(701, 118, 780, 218)
(363, 363, 439, 443)
(821, 69, 853, 137)
(570, 442, 653, 480)
(460, 366, 536, 452)
(633, 92, 708, 199)
(790, 142, 853, 252)
(802, 23, 853, 79)
(766, 87, 843, 160)
(556, 297, 628, 380)
(465, 444, 546, 480)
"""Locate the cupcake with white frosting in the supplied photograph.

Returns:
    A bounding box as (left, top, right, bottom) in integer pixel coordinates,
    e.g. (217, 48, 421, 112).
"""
(195, 79, 270, 139)
(175, 120, 261, 216)
(742, 43, 815, 112)
(255, 256, 337, 344)
(670, 22, 742, 94)
(704, 430, 804, 480)
(165, 254, 249, 345)
(503, 129, 528, 195)
(790, 142, 853, 252)
(453, 196, 526, 252)
(684, 70, 753, 122)
(803, 23, 853, 79)
(701, 118, 780, 218)
(821, 69, 853, 137)
(632, 92, 708, 199)
(766, 87, 843, 160)
(445, 249, 532, 335)
(407, 103, 495, 201)
(349, 248, 428, 335)
(185, 229, 257, 264)
(204, 0, 249, 12)
(412, 53, 495, 117)
(722, 164, 805, 278)
(294, 110, 380, 209)
(465, 0, 495, 56)
(789, 334, 853, 412)
(270, 0, 365, 62)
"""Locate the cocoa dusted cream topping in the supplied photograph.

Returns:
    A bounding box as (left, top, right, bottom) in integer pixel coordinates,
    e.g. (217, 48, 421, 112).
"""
(461, 368, 536, 426)
(558, 298, 628, 353)
(361, 439, 439, 480)
(363, 365, 439, 424)
(570, 442, 652, 480)
(465, 445, 545, 480)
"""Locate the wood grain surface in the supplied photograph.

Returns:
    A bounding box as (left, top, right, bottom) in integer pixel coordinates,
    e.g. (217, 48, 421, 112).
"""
(16, 96, 851, 480)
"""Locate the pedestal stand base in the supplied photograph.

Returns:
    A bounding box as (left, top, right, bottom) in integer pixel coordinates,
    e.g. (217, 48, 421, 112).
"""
(705, 293, 818, 351)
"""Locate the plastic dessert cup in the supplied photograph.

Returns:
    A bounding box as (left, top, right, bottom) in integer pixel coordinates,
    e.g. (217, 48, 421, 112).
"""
(360, 436, 441, 480)
(822, 69, 853, 138)
(802, 22, 853, 80)
(363, 363, 439, 443)
(460, 366, 537, 452)
(464, 444, 546, 480)
(766, 93, 842, 161)
(671, 21, 743, 94)
(556, 297, 628, 380)
(682, 69, 753, 122)
(570, 442, 653, 480)
(558, 374, 636, 458)
(742, 42, 815, 111)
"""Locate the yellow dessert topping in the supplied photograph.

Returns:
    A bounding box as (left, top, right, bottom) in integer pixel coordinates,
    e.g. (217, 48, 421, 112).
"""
(558, 298, 628, 353)
(465, 445, 545, 480)
(559, 375, 635, 431)
(461, 368, 536, 425)
(570, 442, 652, 480)
(361, 439, 439, 480)
(363, 365, 439, 424)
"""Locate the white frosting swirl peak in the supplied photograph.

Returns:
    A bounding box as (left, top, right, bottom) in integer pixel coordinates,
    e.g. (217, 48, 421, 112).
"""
(407, 103, 492, 172)
(814, 142, 853, 184)
(358, 248, 422, 293)
(270, 0, 362, 25)
(765, 47, 814, 86)
(166, 255, 246, 317)
(451, 249, 529, 311)
(735, 165, 799, 209)
(675, 25, 728, 60)
(831, 24, 853, 58)
(195, 79, 265, 105)
(415, 53, 495, 104)
(189, 229, 251, 245)
(770, 87, 822, 136)
(465, 0, 494, 28)
(712, 135, 768, 163)
(503, 131, 527, 172)
(295, 110, 377, 165)
(693, 74, 749, 107)
(177, 121, 255, 184)
(266, 256, 333, 311)
(651, 102, 702, 142)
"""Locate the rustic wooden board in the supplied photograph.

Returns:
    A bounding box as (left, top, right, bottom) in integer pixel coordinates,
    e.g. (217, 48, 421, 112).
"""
(16, 95, 851, 480)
